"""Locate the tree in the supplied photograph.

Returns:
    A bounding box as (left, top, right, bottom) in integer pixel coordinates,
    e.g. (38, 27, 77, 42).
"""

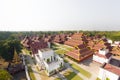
(0, 69, 13, 80)
(0, 40, 22, 61)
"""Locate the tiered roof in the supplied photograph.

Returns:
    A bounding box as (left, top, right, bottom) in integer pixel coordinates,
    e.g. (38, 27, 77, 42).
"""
(66, 44, 94, 61)
(53, 34, 67, 43)
(30, 39, 48, 54)
(111, 46, 120, 59)
(21, 36, 32, 48)
(21, 36, 48, 54)
(91, 39, 112, 51)
(64, 33, 87, 47)
(87, 40, 94, 49)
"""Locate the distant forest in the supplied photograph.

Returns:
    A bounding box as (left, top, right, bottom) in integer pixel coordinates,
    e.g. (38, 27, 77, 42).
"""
(0, 31, 120, 41)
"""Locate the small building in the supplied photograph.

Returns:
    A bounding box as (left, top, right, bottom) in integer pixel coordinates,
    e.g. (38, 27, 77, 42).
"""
(114, 41, 120, 45)
(98, 58, 120, 80)
(107, 39, 113, 44)
(35, 48, 64, 76)
(93, 48, 112, 64)
(111, 41, 120, 47)
(92, 40, 112, 51)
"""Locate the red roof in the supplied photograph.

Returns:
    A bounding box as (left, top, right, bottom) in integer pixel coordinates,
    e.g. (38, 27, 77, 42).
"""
(94, 53, 112, 59)
(111, 47, 120, 55)
(21, 36, 48, 54)
(103, 63, 120, 75)
(66, 47, 94, 61)
(64, 32, 87, 47)
(77, 44, 86, 49)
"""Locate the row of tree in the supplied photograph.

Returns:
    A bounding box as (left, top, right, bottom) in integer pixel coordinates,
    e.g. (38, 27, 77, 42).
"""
(0, 31, 120, 41)
(84, 31, 120, 41)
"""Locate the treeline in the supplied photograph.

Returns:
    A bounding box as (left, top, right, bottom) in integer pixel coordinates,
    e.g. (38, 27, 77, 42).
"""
(83, 31, 120, 41)
(0, 31, 120, 41)
(0, 31, 76, 40)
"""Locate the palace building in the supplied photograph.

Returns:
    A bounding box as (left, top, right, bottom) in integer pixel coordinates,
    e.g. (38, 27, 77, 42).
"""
(64, 33, 88, 47)
(65, 44, 94, 62)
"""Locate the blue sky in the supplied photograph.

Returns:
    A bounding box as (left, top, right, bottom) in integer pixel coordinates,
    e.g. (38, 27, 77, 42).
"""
(0, 0, 120, 31)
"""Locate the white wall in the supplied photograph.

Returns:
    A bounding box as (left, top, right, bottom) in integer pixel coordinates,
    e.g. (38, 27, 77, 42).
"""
(114, 41, 120, 45)
(98, 68, 119, 80)
(99, 49, 109, 55)
(93, 55, 110, 64)
(36, 49, 64, 76)
(107, 39, 113, 44)
(47, 42, 51, 48)
(38, 49, 54, 62)
(47, 60, 63, 72)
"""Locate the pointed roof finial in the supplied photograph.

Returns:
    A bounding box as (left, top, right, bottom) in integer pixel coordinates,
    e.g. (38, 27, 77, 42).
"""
(12, 48, 21, 64)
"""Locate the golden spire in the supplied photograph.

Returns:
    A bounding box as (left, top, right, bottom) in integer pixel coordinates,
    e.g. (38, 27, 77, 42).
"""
(12, 48, 21, 64)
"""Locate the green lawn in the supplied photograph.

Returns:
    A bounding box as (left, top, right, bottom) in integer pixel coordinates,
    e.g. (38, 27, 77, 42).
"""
(71, 63, 91, 78)
(22, 48, 31, 54)
(55, 49, 68, 54)
(63, 70, 83, 80)
(54, 78, 61, 80)
(52, 43, 73, 55)
(64, 59, 69, 63)
(96, 77, 101, 80)
(28, 66, 36, 80)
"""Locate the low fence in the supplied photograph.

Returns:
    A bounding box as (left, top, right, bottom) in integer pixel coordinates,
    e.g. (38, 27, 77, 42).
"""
(22, 55, 31, 80)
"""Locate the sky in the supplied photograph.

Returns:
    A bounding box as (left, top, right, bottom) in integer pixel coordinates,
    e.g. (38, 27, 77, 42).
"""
(0, 0, 120, 31)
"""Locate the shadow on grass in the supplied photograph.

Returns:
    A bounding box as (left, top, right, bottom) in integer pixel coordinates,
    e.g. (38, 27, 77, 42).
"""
(70, 63, 91, 78)
(65, 57, 91, 78)
(64, 70, 83, 80)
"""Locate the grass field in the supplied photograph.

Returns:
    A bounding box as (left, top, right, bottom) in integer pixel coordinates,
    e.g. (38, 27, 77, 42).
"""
(28, 66, 36, 80)
(54, 78, 61, 80)
(96, 77, 101, 80)
(52, 43, 74, 55)
(71, 63, 91, 78)
(22, 48, 31, 55)
(63, 70, 83, 80)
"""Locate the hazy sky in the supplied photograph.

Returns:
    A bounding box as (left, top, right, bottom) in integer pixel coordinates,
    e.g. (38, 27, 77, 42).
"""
(0, 0, 120, 31)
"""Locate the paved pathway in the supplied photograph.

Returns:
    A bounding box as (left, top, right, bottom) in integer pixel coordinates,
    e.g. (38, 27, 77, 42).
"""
(65, 62, 88, 80)
(27, 55, 41, 80)
(65, 57, 101, 80)
(22, 50, 41, 80)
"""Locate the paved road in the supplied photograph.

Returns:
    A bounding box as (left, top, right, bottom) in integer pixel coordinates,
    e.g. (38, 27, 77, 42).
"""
(22, 50, 41, 80)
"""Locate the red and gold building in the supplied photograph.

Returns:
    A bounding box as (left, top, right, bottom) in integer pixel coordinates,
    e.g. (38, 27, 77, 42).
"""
(65, 44, 94, 62)
(64, 33, 87, 47)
